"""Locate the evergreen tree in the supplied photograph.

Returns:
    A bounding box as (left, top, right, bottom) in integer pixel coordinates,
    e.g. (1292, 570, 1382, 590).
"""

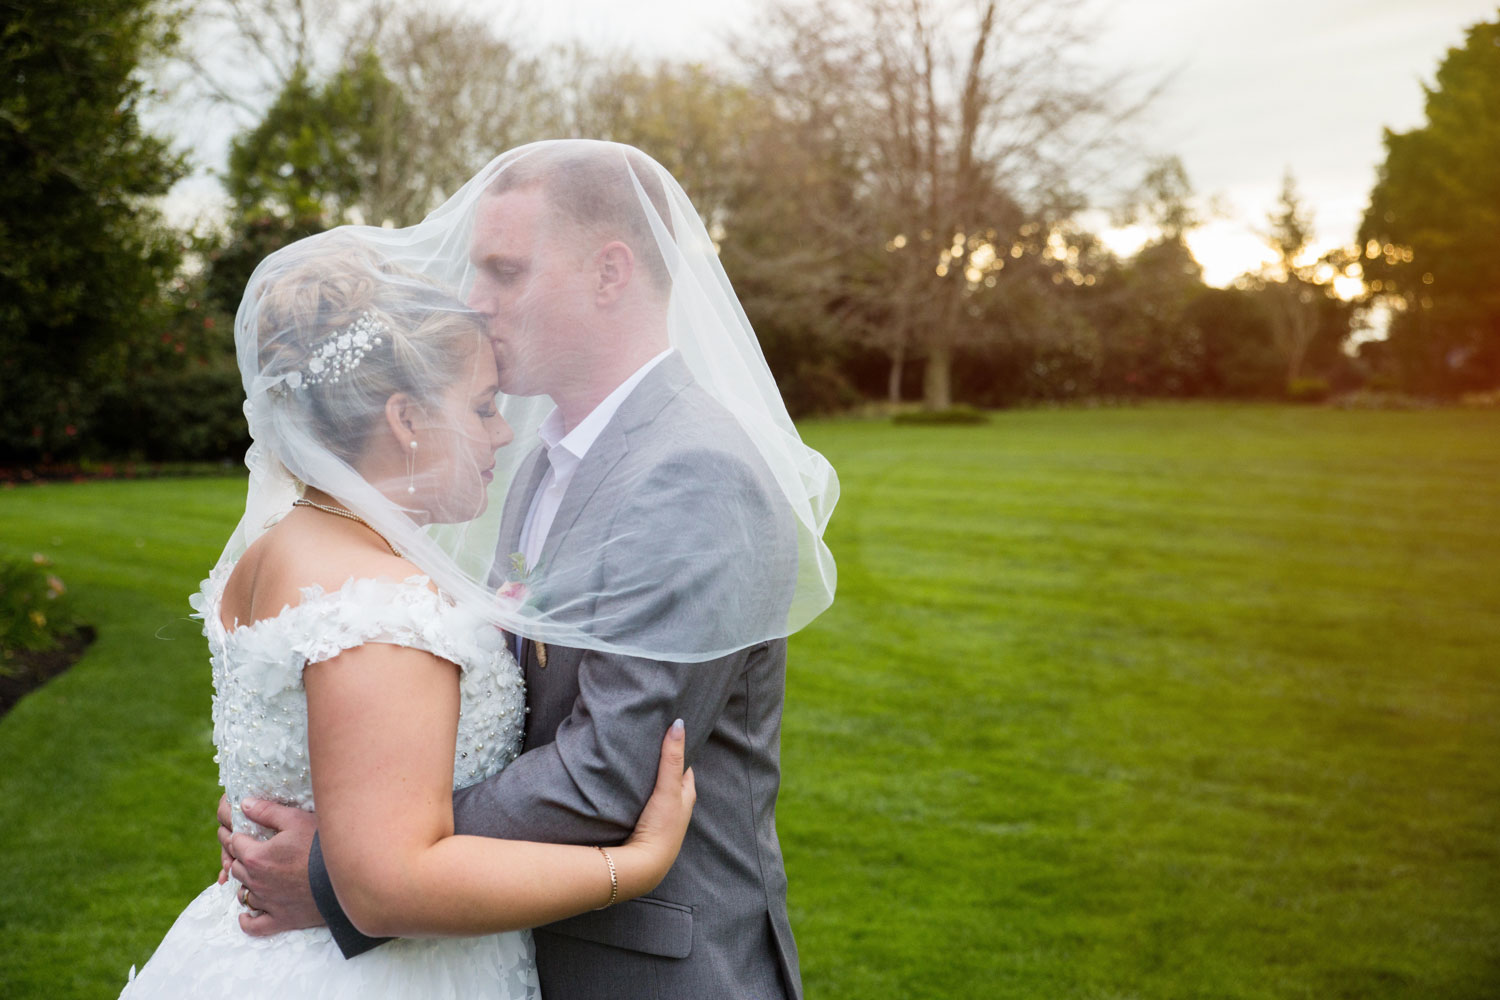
(1360, 16, 1500, 392)
(204, 52, 406, 316)
(0, 0, 187, 460)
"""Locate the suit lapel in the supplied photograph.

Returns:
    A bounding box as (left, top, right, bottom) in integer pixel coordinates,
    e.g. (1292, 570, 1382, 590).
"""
(534, 354, 693, 574)
(536, 418, 627, 575)
(494, 445, 548, 681)
(495, 444, 549, 580)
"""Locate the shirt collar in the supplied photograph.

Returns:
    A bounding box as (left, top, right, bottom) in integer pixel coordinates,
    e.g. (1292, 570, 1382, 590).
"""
(537, 348, 674, 466)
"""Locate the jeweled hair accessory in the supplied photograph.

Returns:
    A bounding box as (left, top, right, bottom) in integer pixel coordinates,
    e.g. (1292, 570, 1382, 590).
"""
(275, 311, 387, 393)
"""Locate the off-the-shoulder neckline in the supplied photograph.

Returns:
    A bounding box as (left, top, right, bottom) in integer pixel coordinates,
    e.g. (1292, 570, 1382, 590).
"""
(197, 560, 441, 641)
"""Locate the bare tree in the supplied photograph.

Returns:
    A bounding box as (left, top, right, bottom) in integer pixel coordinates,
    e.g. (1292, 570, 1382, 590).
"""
(172, 0, 391, 115)
(743, 0, 1149, 408)
(1253, 170, 1324, 383)
(172, 0, 568, 225)
(371, 8, 567, 223)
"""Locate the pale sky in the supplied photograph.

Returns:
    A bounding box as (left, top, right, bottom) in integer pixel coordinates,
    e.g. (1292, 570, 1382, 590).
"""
(159, 0, 1499, 287)
(1085, 0, 1499, 284)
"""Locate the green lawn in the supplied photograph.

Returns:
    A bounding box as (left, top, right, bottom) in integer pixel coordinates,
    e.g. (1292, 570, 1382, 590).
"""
(2, 405, 1498, 998)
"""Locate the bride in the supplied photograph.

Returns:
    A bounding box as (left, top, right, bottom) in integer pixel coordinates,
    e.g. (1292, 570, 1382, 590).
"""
(119, 235, 695, 997)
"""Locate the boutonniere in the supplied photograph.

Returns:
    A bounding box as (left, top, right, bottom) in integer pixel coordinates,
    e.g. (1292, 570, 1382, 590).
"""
(498, 553, 547, 668)
(497, 552, 537, 604)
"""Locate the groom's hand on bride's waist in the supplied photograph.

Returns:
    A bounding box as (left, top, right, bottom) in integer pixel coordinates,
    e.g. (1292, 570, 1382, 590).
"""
(216, 794, 327, 936)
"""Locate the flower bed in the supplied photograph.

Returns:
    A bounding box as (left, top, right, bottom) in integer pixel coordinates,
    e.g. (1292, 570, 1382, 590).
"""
(0, 554, 94, 717)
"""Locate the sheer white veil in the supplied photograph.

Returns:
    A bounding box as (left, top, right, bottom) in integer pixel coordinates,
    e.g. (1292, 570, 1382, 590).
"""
(221, 139, 838, 661)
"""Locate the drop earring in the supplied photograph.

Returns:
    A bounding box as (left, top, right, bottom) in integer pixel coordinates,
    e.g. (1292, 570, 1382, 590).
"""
(406, 439, 418, 495)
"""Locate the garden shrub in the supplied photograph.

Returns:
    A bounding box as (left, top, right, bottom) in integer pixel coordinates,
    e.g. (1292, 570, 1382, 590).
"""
(1459, 389, 1500, 409)
(1330, 390, 1434, 411)
(0, 554, 79, 663)
(91, 368, 250, 461)
(892, 405, 990, 426)
(1183, 288, 1282, 397)
(1286, 377, 1331, 403)
(780, 361, 861, 418)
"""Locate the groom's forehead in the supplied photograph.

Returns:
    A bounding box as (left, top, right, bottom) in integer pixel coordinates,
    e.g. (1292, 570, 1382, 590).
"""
(475, 188, 544, 241)
(475, 184, 598, 251)
(478, 191, 589, 268)
(474, 185, 552, 238)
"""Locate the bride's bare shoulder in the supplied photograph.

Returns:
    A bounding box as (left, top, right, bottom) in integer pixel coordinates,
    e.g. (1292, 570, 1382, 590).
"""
(222, 509, 418, 629)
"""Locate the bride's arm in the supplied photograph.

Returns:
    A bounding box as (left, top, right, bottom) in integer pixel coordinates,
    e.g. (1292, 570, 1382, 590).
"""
(304, 641, 693, 938)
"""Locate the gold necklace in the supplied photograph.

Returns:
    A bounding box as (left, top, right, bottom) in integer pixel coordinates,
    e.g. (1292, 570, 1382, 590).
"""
(292, 498, 403, 558)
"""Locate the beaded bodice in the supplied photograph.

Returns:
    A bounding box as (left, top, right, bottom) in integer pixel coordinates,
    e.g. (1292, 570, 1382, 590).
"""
(190, 564, 526, 838)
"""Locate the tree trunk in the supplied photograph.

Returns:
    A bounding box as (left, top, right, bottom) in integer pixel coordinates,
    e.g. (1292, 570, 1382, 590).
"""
(924, 344, 952, 410)
(1272, 282, 1315, 383)
(887, 340, 906, 403)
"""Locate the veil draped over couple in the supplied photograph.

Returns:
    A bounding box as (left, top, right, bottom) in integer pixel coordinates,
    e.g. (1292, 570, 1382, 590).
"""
(120, 140, 837, 999)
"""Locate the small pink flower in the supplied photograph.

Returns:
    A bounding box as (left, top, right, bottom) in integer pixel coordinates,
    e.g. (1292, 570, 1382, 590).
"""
(497, 580, 528, 602)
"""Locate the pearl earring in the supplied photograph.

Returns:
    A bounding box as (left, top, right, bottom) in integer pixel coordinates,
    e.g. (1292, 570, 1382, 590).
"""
(406, 439, 418, 495)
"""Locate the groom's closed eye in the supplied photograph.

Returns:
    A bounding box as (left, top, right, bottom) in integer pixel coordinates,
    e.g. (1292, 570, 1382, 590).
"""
(483, 257, 527, 283)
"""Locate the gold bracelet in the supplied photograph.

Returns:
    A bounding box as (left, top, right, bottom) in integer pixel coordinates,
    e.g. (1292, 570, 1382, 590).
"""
(594, 846, 619, 909)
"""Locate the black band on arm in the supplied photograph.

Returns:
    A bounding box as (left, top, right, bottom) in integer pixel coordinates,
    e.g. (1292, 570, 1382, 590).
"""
(308, 831, 394, 959)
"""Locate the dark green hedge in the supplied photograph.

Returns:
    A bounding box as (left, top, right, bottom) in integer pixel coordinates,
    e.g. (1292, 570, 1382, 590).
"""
(89, 369, 250, 462)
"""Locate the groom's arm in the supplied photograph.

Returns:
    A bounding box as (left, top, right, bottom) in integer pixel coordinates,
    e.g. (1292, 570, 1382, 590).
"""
(453, 645, 745, 842)
(307, 644, 745, 958)
(307, 640, 747, 958)
(312, 445, 794, 956)
(308, 643, 749, 958)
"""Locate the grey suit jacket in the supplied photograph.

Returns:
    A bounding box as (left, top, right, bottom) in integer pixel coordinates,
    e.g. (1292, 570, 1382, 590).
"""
(310, 355, 804, 999)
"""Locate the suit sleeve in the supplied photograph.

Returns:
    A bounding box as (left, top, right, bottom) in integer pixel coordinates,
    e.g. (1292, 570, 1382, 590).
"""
(308, 644, 752, 958)
(310, 834, 391, 957)
(310, 444, 794, 957)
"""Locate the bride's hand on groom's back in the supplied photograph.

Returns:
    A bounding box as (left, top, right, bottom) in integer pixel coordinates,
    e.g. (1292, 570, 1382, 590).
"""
(216, 794, 327, 935)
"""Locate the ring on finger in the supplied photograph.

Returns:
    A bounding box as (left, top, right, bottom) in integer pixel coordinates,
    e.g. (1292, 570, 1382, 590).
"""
(240, 885, 251, 907)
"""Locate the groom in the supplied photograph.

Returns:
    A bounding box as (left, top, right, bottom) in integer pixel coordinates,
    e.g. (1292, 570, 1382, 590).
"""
(220, 144, 805, 999)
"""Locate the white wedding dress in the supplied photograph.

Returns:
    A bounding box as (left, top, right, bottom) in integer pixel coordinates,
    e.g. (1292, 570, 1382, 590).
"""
(120, 565, 540, 999)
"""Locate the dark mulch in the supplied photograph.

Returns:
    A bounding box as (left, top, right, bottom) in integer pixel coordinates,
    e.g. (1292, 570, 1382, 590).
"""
(0, 626, 97, 719)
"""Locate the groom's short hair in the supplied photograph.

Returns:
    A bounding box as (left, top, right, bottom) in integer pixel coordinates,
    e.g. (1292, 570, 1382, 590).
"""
(485, 144, 674, 294)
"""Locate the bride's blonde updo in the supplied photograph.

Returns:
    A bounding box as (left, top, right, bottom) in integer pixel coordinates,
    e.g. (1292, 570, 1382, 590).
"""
(251, 236, 488, 466)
